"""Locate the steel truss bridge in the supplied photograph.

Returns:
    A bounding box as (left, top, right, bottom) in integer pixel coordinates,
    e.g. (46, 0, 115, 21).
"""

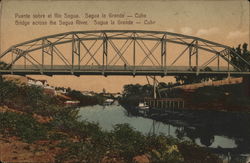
(0, 30, 250, 76)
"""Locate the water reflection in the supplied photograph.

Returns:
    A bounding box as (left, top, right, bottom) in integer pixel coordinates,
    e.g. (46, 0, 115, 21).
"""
(78, 105, 177, 136)
(78, 105, 238, 150)
(77, 104, 250, 162)
(195, 136, 237, 148)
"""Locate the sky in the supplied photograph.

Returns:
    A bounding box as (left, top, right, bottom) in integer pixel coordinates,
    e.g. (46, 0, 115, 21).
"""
(0, 0, 249, 92)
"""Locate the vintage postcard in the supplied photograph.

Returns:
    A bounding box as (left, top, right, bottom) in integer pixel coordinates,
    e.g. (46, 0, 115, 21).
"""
(0, 0, 249, 162)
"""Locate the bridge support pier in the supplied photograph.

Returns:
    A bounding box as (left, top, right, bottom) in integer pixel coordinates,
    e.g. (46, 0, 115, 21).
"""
(243, 76, 250, 97)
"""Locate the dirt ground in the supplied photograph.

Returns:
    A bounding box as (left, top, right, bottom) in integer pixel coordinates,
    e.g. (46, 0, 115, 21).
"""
(0, 106, 60, 163)
(0, 134, 61, 163)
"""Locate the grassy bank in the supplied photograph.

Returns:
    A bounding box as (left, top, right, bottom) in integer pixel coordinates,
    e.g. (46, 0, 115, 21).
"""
(0, 109, 222, 163)
(183, 83, 250, 112)
(0, 78, 222, 163)
(120, 82, 250, 112)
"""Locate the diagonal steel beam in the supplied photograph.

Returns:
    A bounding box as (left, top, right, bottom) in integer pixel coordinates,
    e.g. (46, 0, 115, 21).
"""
(22, 55, 41, 70)
(108, 39, 130, 65)
(170, 40, 195, 66)
(139, 39, 161, 66)
(200, 54, 218, 69)
(108, 33, 134, 65)
(112, 39, 133, 65)
(79, 39, 98, 63)
(217, 48, 241, 71)
(79, 40, 101, 65)
(85, 43, 103, 66)
(52, 46, 71, 67)
(136, 40, 160, 66)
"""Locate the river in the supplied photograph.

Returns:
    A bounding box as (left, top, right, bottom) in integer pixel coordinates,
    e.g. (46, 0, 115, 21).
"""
(78, 104, 250, 163)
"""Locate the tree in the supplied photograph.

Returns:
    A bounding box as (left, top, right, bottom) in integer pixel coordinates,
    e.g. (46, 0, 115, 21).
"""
(0, 61, 10, 70)
(0, 61, 11, 81)
(174, 67, 213, 84)
(230, 43, 250, 71)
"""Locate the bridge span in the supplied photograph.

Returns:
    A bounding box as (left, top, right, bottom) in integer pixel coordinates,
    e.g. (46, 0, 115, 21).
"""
(0, 30, 249, 76)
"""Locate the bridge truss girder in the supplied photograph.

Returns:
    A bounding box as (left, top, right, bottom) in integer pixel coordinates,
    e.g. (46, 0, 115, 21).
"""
(0, 30, 250, 76)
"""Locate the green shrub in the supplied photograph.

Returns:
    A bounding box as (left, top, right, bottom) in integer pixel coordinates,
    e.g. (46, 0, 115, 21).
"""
(110, 124, 147, 161)
(178, 143, 222, 163)
(0, 112, 48, 143)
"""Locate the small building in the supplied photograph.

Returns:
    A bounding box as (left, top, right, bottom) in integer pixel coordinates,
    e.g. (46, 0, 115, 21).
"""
(27, 77, 48, 87)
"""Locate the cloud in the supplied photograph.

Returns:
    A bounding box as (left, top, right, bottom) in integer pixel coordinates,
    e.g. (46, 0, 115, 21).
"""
(196, 27, 219, 36)
(180, 27, 193, 35)
(226, 30, 248, 39)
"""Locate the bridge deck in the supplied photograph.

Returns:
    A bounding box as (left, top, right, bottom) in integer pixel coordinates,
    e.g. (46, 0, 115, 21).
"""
(0, 65, 249, 76)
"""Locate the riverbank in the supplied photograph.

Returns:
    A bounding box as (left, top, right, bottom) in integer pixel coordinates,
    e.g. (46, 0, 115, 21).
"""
(0, 78, 223, 162)
(122, 103, 250, 160)
(119, 81, 250, 162)
(120, 82, 250, 114)
(172, 83, 250, 112)
(1, 105, 224, 163)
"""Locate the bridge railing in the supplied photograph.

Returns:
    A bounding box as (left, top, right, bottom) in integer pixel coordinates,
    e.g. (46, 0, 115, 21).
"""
(7, 65, 234, 71)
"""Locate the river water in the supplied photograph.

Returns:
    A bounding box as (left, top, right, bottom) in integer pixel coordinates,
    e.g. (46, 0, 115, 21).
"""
(78, 104, 250, 163)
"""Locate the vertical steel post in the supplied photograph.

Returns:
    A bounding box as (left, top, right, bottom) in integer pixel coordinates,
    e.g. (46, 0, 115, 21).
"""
(24, 52, 27, 69)
(106, 39, 108, 69)
(196, 40, 199, 72)
(42, 39, 44, 70)
(72, 34, 75, 71)
(133, 34, 136, 70)
(189, 46, 192, 68)
(161, 34, 167, 75)
(161, 34, 167, 68)
(103, 39, 105, 68)
(78, 40, 80, 69)
(161, 40, 164, 67)
(217, 52, 220, 71)
(51, 45, 53, 69)
(103, 33, 108, 70)
(164, 40, 167, 68)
